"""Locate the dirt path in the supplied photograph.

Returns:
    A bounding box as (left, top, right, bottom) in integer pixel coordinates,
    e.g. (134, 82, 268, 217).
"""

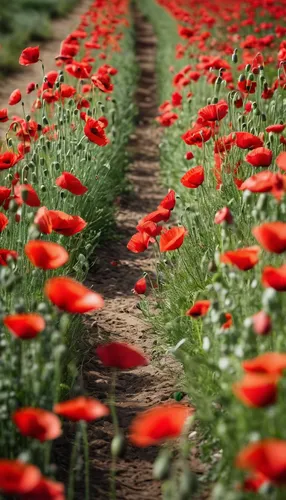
(0, 0, 91, 136)
(75, 7, 205, 500)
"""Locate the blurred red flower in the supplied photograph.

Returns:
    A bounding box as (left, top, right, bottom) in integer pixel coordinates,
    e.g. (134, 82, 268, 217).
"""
(9, 89, 22, 106)
(252, 222, 286, 253)
(55, 172, 88, 195)
(236, 132, 263, 150)
(54, 396, 109, 422)
(220, 246, 260, 270)
(13, 408, 62, 442)
(159, 227, 187, 252)
(96, 342, 148, 370)
(236, 439, 286, 485)
(45, 277, 104, 313)
(233, 373, 278, 407)
(3, 313, 45, 339)
(129, 404, 192, 447)
(0, 460, 41, 495)
(134, 277, 147, 294)
(186, 300, 211, 317)
(19, 46, 40, 66)
(22, 477, 65, 500)
(181, 166, 204, 188)
(262, 264, 286, 290)
(25, 241, 69, 270)
(243, 352, 286, 375)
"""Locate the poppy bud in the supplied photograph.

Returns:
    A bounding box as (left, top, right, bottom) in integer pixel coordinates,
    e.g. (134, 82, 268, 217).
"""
(32, 173, 38, 183)
(245, 64, 251, 72)
(43, 169, 48, 176)
(8, 138, 13, 148)
(28, 162, 35, 170)
(25, 114, 31, 121)
(41, 185, 46, 192)
(212, 96, 219, 104)
(111, 432, 126, 458)
(74, 109, 79, 116)
(60, 191, 67, 199)
(247, 72, 254, 81)
(153, 449, 173, 480)
(42, 116, 49, 125)
(261, 113, 266, 122)
(254, 109, 261, 116)
(232, 49, 238, 64)
(53, 162, 60, 170)
(59, 74, 64, 83)
(14, 300, 26, 314)
(40, 158, 45, 166)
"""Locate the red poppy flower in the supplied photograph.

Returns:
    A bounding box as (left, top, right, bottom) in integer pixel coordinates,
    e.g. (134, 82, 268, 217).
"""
(252, 311, 272, 335)
(245, 147, 273, 167)
(0, 151, 20, 170)
(127, 232, 151, 253)
(181, 166, 204, 188)
(15, 184, 41, 207)
(0, 212, 9, 232)
(34, 207, 52, 234)
(54, 396, 109, 422)
(26, 82, 36, 94)
(220, 246, 260, 270)
(3, 313, 45, 340)
(186, 300, 211, 317)
(240, 171, 279, 193)
(236, 132, 263, 150)
(136, 221, 162, 237)
(198, 100, 228, 122)
(25, 241, 69, 270)
(222, 312, 233, 329)
(252, 222, 286, 253)
(156, 111, 178, 127)
(233, 373, 278, 407)
(262, 264, 286, 290)
(91, 73, 113, 93)
(0, 108, 8, 122)
(0, 248, 18, 266)
(19, 46, 40, 66)
(140, 206, 171, 225)
(214, 207, 233, 224)
(22, 477, 65, 500)
(276, 151, 286, 171)
(129, 404, 192, 447)
(0, 460, 41, 495)
(9, 89, 22, 106)
(58, 84, 76, 99)
(96, 342, 148, 370)
(243, 353, 286, 375)
(134, 277, 147, 294)
(159, 227, 187, 252)
(236, 439, 286, 485)
(55, 172, 88, 195)
(13, 408, 62, 442)
(48, 210, 87, 236)
(84, 117, 109, 146)
(266, 124, 285, 134)
(182, 126, 212, 147)
(44, 276, 104, 313)
(159, 189, 176, 210)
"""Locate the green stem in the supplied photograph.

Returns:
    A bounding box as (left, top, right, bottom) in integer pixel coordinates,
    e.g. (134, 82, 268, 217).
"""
(81, 421, 90, 500)
(67, 426, 81, 500)
(109, 369, 118, 500)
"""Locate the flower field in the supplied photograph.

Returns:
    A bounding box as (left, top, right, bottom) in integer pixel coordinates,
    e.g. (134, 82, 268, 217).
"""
(0, 0, 286, 498)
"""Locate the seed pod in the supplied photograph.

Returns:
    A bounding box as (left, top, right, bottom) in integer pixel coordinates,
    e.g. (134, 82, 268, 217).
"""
(42, 116, 49, 125)
(232, 49, 238, 63)
(111, 432, 126, 458)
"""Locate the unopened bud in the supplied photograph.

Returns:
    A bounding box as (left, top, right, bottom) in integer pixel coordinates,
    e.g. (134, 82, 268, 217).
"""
(111, 432, 126, 458)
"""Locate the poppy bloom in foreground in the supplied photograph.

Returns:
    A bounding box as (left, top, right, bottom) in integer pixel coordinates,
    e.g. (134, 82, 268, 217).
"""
(243, 353, 286, 375)
(245, 147, 272, 167)
(44, 277, 104, 313)
(0, 460, 41, 494)
(0, 108, 8, 122)
(19, 46, 40, 66)
(15, 184, 41, 207)
(56, 171, 88, 196)
(9, 89, 22, 106)
(159, 227, 187, 252)
(276, 151, 286, 171)
(220, 246, 260, 270)
(236, 439, 286, 485)
(84, 117, 109, 146)
(252, 222, 286, 254)
(180, 166, 204, 188)
(13, 408, 62, 442)
(129, 404, 193, 447)
(25, 241, 69, 270)
(0, 151, 19, 170)
(96, 342, 149, 370)
(240, 171, 284, 194)
(233, 373, 278, 407)
(22, 477, 65, 500)
(186, 300, 211, 317)
(262, 264, 286, 290)
(3, 313, 45, 339)
(127, 231, 150, 253)
(54, 396, 109, 422)
(134, 277, 147, 294)
(159, 189, 176, 210)
(0, 212, 8, 232)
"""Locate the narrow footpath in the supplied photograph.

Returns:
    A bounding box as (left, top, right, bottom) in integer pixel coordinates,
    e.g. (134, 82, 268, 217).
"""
(80, 7, 204, 499)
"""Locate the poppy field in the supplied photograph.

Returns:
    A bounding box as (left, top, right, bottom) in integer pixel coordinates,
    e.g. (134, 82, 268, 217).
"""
(0, 0, 286, 498)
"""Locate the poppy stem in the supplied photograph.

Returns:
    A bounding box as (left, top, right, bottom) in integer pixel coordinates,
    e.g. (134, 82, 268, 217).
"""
(109, 369, 118, 500)
(67, 426, 81, 500)
(80, 420, 90, 500)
